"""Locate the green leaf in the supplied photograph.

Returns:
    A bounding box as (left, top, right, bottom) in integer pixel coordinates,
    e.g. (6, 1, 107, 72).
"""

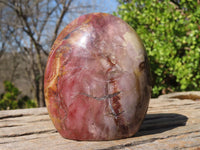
(114, 0, 200, 97)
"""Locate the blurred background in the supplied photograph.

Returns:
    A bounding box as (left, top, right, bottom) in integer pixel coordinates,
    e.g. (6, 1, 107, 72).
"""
(0, 0, 199, 110)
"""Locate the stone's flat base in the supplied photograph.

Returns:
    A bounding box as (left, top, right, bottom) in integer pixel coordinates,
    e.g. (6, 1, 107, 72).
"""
(0, 91, 200, 150)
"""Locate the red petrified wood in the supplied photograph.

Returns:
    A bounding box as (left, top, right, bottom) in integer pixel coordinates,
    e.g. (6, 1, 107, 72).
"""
(44, 13, 152, 141)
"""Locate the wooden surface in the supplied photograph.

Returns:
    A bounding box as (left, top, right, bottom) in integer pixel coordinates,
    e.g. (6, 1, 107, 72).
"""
(0, 91, 200, 150)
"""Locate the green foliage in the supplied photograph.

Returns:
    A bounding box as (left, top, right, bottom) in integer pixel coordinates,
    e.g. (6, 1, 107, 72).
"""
(114, 0, 200, 97)
(0, 81, 37, 110)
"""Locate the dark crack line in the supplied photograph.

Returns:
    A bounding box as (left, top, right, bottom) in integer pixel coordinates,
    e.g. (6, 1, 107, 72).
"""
(0, 129, 57, 138)
(0, 113, 48, 120)
(0, 114, 24, 120)
(107, 98, 124, 119)
(81, 91, 120, 101)
(108, 110, 125, 118)
(0, 125, 20, 128)
(0, 131, 58, 144)
(27, 119, 51, 123)
(108, 98, 116, 117)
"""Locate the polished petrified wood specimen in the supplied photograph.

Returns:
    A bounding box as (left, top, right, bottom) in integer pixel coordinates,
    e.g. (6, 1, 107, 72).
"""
(44, 13, 151, 141)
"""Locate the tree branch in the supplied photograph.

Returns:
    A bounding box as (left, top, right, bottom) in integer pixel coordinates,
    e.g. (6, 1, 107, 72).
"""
(51, 0, 73, 46)
(38, 2, 60, 42)
(170, 0, 181, 9)
(0, 42, 5, 59)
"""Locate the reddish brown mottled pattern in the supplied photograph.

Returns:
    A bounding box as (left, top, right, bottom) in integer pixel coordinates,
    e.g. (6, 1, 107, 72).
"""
(44, 13, 151, 140)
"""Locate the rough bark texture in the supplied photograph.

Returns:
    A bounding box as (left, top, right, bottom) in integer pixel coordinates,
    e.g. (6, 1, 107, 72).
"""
(0, 91, 200, 150)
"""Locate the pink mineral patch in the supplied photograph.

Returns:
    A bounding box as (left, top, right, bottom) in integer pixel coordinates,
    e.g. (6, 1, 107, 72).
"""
(44, 13, 151, 141)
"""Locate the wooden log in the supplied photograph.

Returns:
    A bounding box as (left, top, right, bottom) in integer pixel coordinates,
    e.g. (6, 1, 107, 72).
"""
(0, 92, 200, 150)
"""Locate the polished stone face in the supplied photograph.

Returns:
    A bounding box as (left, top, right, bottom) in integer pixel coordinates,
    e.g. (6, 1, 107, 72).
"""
(44, 13, 151, 141)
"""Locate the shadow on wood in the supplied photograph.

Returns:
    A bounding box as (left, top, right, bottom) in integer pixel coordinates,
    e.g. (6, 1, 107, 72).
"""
(97, 113, 188, 150)
(136, 113, 188, 136)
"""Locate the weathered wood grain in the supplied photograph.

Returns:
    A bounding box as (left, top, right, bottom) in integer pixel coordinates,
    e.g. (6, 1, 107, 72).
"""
(0, 92, 200, 150)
